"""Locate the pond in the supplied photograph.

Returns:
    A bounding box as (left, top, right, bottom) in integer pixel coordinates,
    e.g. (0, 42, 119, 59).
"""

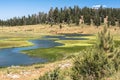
(0, 34, 91, 67)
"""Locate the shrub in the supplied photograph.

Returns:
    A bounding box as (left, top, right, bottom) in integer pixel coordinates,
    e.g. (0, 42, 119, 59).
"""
(72, 48, 113, 80)
(96, 26, 114, 53)
(38, 68, 64, 80)
(112, 47, 120, 71)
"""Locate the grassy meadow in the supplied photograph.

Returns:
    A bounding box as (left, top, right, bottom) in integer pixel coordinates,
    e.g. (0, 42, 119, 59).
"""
(0, 24, 120, 80)
(0, 24, 120, 61)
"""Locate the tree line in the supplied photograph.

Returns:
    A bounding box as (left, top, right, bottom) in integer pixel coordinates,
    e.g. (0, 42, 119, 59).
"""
(0, 6, 120, 27)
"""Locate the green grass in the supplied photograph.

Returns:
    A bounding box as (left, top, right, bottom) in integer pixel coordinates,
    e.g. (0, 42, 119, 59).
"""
(65, 35, 96, 40)
(56, 40, 95, 47)
(0, 29, 46, 48)
(23, 46, 87, 62)
(114, 40, 120, 48)
(0, 37, 34, 48)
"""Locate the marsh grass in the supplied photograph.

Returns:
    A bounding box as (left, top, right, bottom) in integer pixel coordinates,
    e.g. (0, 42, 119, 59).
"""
(0, 40, 33, 48)
(56, 40, 95, 47)
(23, 34, 120, 62)
(23, 46, 87, 62)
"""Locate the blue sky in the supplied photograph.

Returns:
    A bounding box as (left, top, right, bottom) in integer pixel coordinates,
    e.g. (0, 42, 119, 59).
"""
(0, 0, 120, 20)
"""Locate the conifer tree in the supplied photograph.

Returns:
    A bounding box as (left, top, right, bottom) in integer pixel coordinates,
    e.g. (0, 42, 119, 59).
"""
(96, 26, 114, 53)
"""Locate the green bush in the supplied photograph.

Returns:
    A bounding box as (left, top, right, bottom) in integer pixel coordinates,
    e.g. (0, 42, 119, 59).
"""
(38, 68, 64, 80)
(112, 47, 120, 71)
(96, 26, 114, 53)
(38, 68, 60, 80)
(72, 48, 113, 80)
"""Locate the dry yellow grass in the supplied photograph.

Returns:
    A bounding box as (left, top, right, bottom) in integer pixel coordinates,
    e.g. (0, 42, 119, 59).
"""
(0, 24, 120, 36)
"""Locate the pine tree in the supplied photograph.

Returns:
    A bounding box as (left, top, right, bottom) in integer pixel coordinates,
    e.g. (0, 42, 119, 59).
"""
(53, 7, 59, 24)
(96, 26, 114, 53)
